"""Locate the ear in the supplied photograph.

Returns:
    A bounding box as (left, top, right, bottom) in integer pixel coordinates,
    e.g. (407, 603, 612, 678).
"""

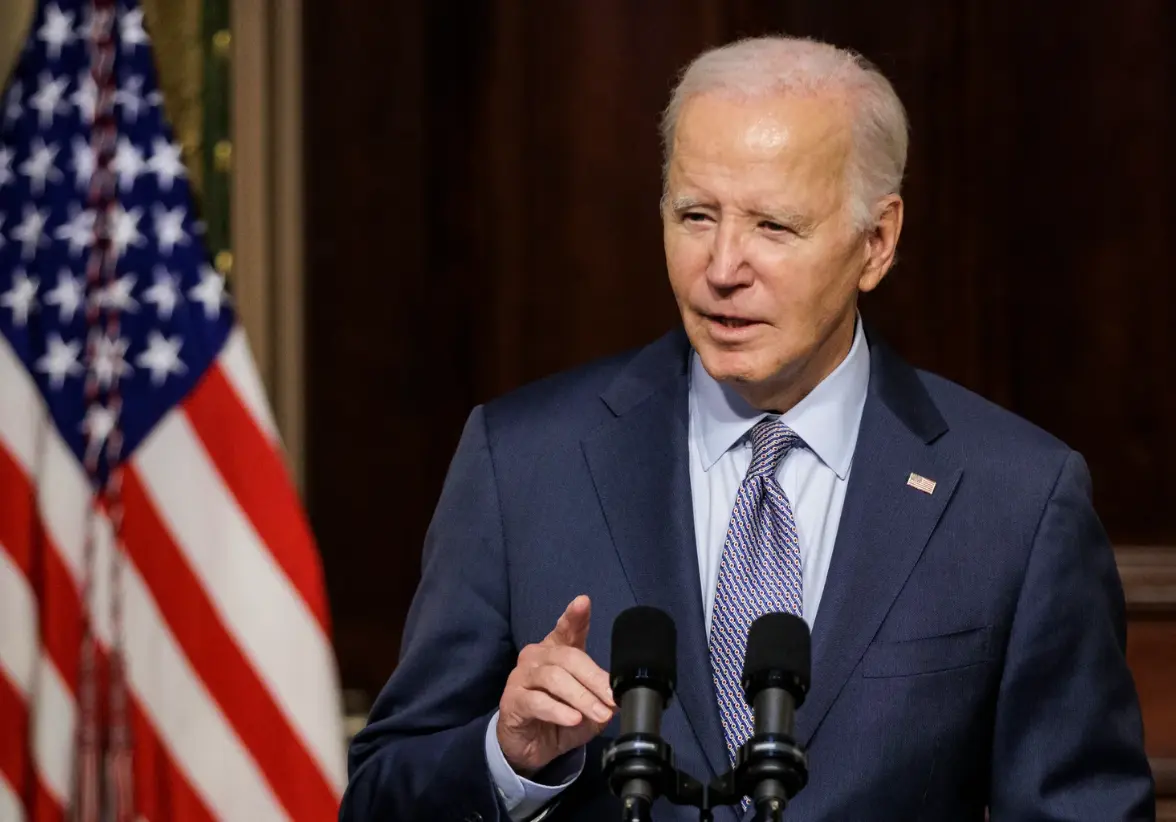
(858, 195, 904, 293)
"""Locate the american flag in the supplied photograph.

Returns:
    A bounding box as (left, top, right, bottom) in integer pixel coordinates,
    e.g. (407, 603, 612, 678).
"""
(0, 2, 345, 821)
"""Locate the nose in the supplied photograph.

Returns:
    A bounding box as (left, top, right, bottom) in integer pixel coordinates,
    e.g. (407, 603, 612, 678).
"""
(706, 219, 753, 290)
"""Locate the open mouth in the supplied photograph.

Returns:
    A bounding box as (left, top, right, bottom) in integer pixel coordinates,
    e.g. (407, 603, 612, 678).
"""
(704, 313, 760, 329)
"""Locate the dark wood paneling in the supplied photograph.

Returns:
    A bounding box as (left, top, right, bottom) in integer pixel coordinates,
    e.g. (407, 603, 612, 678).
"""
(1129, 619, 1176, 758)
(303, 7, 1176, 782)
(1119, 547, 1176, 784)
(1121, 547, 1176, 616)
(1157, 756, 1176, 819)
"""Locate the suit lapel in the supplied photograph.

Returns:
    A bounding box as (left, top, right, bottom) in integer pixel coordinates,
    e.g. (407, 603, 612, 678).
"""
(581, 332, 730, 779)
(795, 339, 962, 748)
(578, 329, 963, 775)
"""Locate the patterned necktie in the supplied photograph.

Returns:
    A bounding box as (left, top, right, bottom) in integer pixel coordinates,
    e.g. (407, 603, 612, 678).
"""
(708, 416, 805, 770)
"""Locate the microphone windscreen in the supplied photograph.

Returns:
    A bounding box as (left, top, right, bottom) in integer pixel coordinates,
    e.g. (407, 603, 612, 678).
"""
(742, 612, 811, 700)
(609, 605, 677, 693)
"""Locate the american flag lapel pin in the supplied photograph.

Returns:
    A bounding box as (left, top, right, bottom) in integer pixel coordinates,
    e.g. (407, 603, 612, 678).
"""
(906, 473, 937, 495)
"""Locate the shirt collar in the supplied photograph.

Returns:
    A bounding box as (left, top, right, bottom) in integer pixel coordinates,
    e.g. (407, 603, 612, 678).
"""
(689, 316, 870, 480)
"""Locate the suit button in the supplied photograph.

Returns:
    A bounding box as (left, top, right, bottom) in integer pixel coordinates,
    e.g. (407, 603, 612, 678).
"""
(464, 815, 482, 822)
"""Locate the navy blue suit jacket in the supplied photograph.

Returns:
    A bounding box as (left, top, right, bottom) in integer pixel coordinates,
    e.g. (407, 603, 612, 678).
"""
(340, 327, 1155, 821)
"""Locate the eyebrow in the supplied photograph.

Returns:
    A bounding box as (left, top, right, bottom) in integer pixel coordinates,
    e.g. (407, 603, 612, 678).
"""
(669, 196, 817, 233)
(751, 207, 818, 234)
(668, 195, 710, 213)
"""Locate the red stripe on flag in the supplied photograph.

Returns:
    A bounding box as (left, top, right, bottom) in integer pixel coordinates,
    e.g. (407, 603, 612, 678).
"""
(35, 546, 82, 703)
(0, 439, 34, 574)
(0, 670, 64, 822)
(0, 441, 223, 820)
(0, 439, 82, 702)
(130, 697, 216, 822)
(1, 441, 72, 822)
(0, 669, 31, 818)
(183, 365, 330, 632)
(120, 467, 339, 822)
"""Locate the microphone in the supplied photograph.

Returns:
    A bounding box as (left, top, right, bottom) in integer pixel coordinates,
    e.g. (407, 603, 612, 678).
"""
(738, 612, 811, 820)
(602, 606, 677, 821)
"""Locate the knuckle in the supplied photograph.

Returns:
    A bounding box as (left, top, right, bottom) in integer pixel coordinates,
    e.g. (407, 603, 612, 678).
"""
(547, 644, 574, 667)
(534, 663, 563, 690)
(517, 643, 543, 667)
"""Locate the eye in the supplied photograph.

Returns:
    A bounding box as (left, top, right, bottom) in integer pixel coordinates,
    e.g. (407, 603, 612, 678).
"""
(759, 219, 791, 234)
(682, 211, 712, 224)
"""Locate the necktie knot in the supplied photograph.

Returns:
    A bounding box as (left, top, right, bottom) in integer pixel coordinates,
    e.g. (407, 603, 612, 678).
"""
(747, 417, 802, 479)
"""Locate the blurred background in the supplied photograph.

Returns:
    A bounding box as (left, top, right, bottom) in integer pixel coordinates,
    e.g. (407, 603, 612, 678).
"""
(2, 0, 1173, 813)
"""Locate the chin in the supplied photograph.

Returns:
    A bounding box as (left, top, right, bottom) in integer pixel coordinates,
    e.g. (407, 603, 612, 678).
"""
(697, 345, 776, 386)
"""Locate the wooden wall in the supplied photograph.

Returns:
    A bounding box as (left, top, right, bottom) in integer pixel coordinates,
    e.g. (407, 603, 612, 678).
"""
(302, 1, 1176, 810)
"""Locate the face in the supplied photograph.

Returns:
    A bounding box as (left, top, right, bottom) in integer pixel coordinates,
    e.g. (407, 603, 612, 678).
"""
(663, 90, 902, 411)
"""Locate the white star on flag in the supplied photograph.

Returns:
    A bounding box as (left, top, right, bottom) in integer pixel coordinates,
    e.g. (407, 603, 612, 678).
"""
(81, 402, 118, 463)
(0, 270, 39, 326)
(19, 137, 63, 196)
(12, 205, 51, 259)
(120, 8, 150, 51)
(148, 139, 186, 191)
(43, 269, 84, 322)
(90, 332, 133, 388)
(75, 6, 96, 41)
(0, 146, 14, 188)
(3, 2, 347, 816)
(93, 274, 139, 313)
(112, 137, 146, 191)
(142, 267, 182, 320)
(72, 72, 96, 124)
(115, 75, 146, 122)
(153, 206, 189, 256)
(3, 81, 22, 125)
(111, 204, 145, 259)
(29, 71, 69, 128)
(136, 330, 186, 385)
(189, 265, 227, 319)
(54, 205, 95, 257)
(38, 3, 77, 62)
(71, 137, 95, 190)
(36, 332, 84, 389)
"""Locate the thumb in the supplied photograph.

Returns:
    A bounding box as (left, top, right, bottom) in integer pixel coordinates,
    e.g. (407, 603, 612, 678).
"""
(545, 594, 591, 649)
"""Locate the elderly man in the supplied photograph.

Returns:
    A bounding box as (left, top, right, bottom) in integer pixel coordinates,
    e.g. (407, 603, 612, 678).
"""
(339, 35, 1154, 821)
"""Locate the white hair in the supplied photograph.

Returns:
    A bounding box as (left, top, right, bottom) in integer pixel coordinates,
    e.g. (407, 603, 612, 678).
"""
(661, 35, 909, 230)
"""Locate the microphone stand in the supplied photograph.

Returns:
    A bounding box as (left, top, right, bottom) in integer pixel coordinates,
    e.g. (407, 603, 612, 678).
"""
(603, 738, 803, 822)
(621, 795, 651, 822)
(752, 798, 784, 822)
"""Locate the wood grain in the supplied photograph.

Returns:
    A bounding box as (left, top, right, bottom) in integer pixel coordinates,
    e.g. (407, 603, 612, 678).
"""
(1119, 547, 1176, 615)
(1155, 758, 1176, 807)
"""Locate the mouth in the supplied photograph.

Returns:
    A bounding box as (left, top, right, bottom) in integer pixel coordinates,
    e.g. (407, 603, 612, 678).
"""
(701, 312, 764, 330)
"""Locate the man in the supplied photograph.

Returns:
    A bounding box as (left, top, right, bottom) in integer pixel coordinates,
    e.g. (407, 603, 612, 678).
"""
(339, 35, 1155, 821)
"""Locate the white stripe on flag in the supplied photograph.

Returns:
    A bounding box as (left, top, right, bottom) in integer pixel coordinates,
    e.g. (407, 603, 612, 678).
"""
(0, 336, 42, 473)
(31, 656, 75, 806)
(0, 546, 37, 696)
(91, 513, 291, 822)
(219, 328, 279, 441)
(0, 770, 26, 822)
(0, 337, 289, 822)
(135, 407, 345, 789)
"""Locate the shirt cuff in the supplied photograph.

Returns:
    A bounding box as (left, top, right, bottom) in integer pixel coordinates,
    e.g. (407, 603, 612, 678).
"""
(484, 709, 586, 821)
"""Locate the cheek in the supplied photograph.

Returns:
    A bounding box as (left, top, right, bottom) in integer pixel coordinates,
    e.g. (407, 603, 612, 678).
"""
(747, 242, 853, 313)
(664, 234, 709, 294)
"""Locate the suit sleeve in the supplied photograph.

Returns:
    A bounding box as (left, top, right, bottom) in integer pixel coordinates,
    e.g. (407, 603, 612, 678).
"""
(338, 405, 517, 822)
(988, 450, 1156, 820)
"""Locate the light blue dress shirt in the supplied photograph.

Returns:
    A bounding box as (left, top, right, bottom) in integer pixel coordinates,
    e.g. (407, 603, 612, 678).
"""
(485, 319, 871, 820)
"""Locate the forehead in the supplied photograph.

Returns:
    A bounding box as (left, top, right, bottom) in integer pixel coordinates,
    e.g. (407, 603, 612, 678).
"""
(668, 90, 852, 197)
